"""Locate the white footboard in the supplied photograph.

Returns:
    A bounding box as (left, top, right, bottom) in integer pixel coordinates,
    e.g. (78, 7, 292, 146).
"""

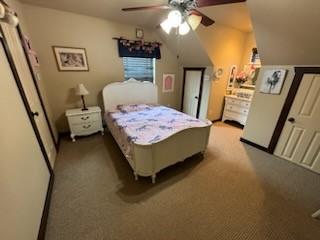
(131, 125, 211, 182)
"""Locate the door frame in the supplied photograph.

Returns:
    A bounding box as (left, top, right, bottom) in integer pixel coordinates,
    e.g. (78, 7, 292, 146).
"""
(16, 24, 58, 150)
(268, 67, 320, 153)
(1, 27, 54, 240)
(181, 67, 206, 118)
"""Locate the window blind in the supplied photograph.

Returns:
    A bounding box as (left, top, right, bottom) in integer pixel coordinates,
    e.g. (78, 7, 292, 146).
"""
(123, 57, 154, 82)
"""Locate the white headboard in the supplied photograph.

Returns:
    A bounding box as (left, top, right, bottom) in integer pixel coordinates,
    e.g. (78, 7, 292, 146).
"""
(102, 79, 158, 112)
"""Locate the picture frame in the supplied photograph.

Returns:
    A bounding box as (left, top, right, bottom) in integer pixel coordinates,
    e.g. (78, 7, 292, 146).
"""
(227, 65, 237, 91)
(163, 74, 175, 92)
(259, 69, 287, 94)
(136, 28, 144, 39)
(52, 46, 89, 72)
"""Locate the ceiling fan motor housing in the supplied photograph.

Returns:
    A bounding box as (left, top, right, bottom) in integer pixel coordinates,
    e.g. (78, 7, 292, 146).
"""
(169, 0, 198, 14)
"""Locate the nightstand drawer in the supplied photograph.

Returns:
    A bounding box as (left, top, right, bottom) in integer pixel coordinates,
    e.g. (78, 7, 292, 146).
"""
(68, 113, 100, 125)
(70, 121, 102, 134)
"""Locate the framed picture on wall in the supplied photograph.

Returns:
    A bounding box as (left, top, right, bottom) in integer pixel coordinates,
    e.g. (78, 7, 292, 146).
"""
(53, 46, 89, 71)
(163, 74, 175, 92)
(227, 65, 237, 91)
(259, 69, 287, 94)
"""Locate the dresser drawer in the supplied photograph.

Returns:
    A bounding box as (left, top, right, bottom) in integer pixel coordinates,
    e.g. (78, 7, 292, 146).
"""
(241, 101, 251, 108)
(225, 104, 249, 115)
(226, 98, 241, 106)
(70, 121, 102, 134)
(68, 113, 100, 125)
(223, 111, 248, 125)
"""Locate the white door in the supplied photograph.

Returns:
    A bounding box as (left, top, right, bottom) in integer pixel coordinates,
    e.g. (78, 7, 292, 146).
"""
(183, 70, 202, 117)
(275, 74, 320, 173)
(1, 24, 56, 167)
(0, 39, 50, 240)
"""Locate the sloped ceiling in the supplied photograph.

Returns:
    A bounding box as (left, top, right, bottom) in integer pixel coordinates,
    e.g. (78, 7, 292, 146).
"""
(157, 28, 212, 67)
(247, 0, 320, 65)
(20, 0, 252, 32)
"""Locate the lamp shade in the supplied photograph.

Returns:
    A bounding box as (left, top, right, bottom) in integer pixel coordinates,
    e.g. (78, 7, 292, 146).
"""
(75, 84, 89, 96)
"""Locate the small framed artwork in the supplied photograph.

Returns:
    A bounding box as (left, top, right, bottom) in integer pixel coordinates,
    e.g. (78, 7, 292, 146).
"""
(227, 65, 237, 91)
(163, 74, 175, 92)
(259, 69, 287, 94)
(53, 46, 89, 71)
(136, 28, 144, 39)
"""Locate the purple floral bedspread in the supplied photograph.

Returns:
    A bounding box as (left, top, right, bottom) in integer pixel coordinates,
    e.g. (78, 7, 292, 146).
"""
(107, 104, 212, 146)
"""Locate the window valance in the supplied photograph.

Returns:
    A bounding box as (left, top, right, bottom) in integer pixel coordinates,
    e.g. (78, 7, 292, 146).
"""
(114, 37, 161, 59)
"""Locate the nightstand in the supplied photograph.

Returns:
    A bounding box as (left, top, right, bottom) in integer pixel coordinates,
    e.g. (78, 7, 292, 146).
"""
(66, 106, 104, 142)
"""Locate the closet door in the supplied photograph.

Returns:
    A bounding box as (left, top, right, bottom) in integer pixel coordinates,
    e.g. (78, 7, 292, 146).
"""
(0, 38, 50, 240)
(182, 68, 205, 118)
(1, 24, 56, 167)
(275, 74, 320, 173)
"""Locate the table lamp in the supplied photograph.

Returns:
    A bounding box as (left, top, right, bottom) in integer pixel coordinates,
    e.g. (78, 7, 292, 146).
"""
(76, 83, 89, 111)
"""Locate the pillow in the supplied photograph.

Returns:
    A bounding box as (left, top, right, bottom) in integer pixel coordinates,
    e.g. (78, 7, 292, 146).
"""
(117, 104, 154, 113)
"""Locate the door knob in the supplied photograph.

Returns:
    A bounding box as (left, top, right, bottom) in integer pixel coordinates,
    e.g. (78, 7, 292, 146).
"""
(195, 96, 199, 99)
(31, 111, 39, 117)
(288, 117, 295, 123)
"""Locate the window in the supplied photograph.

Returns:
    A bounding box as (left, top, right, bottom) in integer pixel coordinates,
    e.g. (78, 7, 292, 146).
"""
(123, 57, 155, 83)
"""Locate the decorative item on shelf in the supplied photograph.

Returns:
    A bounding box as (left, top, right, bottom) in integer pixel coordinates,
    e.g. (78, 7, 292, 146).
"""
(226, 65, 237, 91)
(235, 71, 248, 85)
(259, 69, 287, 95)
(75, 84, 89, 111)
(114, 37, 162, 59)
(53, 46, 89, 71)
(136, 28, 144, 39)
(163, 74, 175, 92)
(250, 47, 261, 65)
(0, 1, 19, 27)
(236, 64, 260, 88)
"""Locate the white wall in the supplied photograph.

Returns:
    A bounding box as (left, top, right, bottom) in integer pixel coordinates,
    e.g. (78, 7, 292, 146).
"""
(242, 66, 295, 147)
(247, 0, 320, 65)
(243, 0, 320, 147)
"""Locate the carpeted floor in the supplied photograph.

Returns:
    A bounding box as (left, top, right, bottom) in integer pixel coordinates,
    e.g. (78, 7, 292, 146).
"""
(46, 122, 320, 240)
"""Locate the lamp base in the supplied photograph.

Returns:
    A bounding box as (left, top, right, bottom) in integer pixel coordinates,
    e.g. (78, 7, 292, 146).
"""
(81, 95, 88, 111)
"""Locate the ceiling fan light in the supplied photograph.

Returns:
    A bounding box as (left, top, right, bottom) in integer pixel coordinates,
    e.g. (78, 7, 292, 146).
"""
(168, 10, 182, 28)
(179, 21, 190, 35)
(187, 14, 202, 30)
(160, 18, 172, 34)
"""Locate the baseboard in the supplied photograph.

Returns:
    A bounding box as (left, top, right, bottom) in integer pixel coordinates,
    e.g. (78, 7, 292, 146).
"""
(211, 118, 222, 123)
(240, 137, 269, 152)
(37, 173, 55, 240)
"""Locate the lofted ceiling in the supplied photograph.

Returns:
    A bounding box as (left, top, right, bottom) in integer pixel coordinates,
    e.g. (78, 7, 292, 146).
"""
(20, 0, 252, 32)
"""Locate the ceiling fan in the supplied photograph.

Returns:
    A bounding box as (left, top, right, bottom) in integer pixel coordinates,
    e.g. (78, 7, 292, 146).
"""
(122, 0, 246, 35)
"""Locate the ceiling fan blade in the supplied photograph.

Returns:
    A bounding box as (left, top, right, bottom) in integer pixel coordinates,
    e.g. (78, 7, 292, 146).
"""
(197, 0, 246, 8)
(122, 5, 170, 12)
(191, 10, 215, 27)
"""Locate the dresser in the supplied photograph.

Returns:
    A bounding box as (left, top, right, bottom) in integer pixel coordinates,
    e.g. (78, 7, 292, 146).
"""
(222, 95, 252, 126)
(66, 106, 104, 142)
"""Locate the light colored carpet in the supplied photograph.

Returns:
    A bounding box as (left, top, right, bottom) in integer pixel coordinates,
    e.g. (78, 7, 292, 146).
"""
(46, 122, 320, 240)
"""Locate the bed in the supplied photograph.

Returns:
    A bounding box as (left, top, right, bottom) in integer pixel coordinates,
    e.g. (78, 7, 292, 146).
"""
(103, 79, 212, 183)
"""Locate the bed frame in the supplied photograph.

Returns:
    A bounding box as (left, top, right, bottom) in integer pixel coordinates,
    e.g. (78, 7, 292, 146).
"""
(103, 79, 211, 183)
